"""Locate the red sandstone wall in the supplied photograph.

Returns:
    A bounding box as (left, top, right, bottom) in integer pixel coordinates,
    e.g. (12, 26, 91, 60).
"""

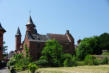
(22, 35, 30, 56)
(0, 32, 3, 60)
(0, 49, 2, 60)
(22, 32, 75, 61)
(29, 41, 45, 61)
(28, 41, 75, 61)
(15, 35, 21, 50)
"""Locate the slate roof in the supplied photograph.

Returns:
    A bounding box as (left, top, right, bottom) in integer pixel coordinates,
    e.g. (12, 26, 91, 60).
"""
(27, 31, 70, 43)
(0, 22, 6, 32)
(27, 16, 34, 25)
(27, 31, 50, 42)
(25, 16, 70, 43)
(47, 33, 69, 43)
(16, 27, 21, 35)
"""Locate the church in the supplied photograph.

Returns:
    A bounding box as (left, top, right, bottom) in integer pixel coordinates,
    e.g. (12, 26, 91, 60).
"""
(15, 16, 75, 61)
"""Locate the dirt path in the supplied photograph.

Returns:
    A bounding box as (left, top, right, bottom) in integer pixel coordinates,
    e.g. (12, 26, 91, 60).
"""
(0, 67, 9, 73)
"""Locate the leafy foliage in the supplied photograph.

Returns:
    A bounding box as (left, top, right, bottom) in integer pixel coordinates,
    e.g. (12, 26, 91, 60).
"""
(7, 45, 32, 71)
(100, 57, 108, 64)
(2, 42, 8, 58)
(7, 53, 31, 70)
(7, 56, 16, 67)
(15, 57, 31, 70)
(76, 36, 102, 60)
(28, 63, 39, 73)
(35, 59, 48, 67)
(62, 53, 73, 60)
(40, 40, 63, 67)
(84, 55, 99, 65)
(24, 44, 29, 57)
(99, 33, 109, 50)
(14, 53, 23, 60)
(63, 55, 77, 67)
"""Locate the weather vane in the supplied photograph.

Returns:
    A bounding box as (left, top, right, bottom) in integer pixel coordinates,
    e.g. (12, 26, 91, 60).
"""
(29, 10, 31, 16)
(66, 24, 69, 30)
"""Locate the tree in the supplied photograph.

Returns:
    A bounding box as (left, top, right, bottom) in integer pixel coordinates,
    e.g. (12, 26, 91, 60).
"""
(99, 33, 109, 50)
(2, 42, 8, 58)
(76, 36, 102, 60)
(41, 40, 63, 67)
(2, 42, 8, 53)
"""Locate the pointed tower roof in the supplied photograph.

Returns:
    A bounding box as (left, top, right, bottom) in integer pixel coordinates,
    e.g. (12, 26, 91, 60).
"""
(27, 16, 34, 25)
(16, 27, 21, 36)
(0, 22, 6, 32)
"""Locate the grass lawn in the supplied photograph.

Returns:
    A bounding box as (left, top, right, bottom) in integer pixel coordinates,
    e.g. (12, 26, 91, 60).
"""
(18, 65, 109, 73)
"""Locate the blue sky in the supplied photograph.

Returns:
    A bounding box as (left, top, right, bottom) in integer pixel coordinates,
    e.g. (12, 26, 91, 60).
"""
(0, 0, 109, 53)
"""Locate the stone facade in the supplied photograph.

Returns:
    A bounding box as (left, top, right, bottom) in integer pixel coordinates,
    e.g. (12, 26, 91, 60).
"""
(15, 16, 75, 61)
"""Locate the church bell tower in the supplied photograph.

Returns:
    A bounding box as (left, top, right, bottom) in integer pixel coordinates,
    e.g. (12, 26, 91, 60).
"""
(26, 16, 37, 34)
(15, 27, 21, 51)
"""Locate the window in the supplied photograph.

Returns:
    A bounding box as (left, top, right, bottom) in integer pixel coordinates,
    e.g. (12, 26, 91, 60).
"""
(0, 47, 1, 50)
(37, 43, 40, 48)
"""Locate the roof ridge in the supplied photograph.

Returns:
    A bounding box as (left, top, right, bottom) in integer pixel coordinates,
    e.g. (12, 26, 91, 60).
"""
(47, 33, 65, 35)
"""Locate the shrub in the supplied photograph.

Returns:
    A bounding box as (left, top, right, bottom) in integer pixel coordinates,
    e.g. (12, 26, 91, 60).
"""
(62, 53, 73, 60)
(28, 63, 39, 73)
(35, 59, 48, 67)
(14, 53, 23, 60)
(100, 57, 108, 64)
(93, 59, 99, 65)
(71, 56, 77, 66)
(7, 57, 16, 67)
(41, 40, 63, 67)
(63, 56, 77, 67)
(84, 55, 99, 65)
(7, 53, 31, 71)
(8, 45, 32, 71)
(14, 57, 30, 70)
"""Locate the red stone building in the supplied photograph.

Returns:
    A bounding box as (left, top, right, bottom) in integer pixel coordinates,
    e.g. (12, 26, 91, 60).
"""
(0, 23, 6, 61)
(15, 16, 75, 61)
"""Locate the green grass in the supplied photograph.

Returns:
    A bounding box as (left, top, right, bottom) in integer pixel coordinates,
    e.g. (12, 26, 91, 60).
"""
(77, 61, 85, 66)
(18, 65, 109, 73)
(102, 52, 109, 55)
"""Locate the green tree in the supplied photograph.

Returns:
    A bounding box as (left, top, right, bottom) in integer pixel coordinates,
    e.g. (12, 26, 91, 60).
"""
(41, 40, 63, 67)
(99, 33, 109, 50)
(2, 42, 8, 58)
(76, 36, 101, 60)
